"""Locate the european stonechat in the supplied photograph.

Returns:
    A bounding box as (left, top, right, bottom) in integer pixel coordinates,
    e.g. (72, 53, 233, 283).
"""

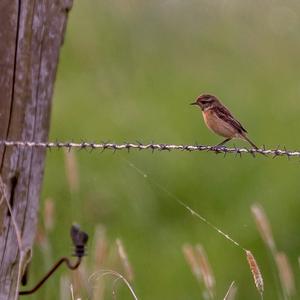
(191, 94, 258, 149)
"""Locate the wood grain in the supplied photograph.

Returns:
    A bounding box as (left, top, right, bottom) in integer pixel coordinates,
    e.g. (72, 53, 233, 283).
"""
(0, 1, 73, 298)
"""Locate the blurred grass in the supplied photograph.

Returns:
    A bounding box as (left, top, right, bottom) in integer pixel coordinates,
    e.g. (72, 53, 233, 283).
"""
(29, 0, 300, 299)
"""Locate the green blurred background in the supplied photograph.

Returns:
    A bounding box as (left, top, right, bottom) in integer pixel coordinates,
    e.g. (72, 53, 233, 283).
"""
(31, 0, 300, 299)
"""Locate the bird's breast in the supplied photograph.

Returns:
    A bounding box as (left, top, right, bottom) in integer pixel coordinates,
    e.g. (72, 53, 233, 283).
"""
(202, 110, 238, 138)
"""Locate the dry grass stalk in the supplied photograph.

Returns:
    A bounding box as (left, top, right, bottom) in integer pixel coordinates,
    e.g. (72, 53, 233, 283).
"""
(89, 270, 138, 300)
(64, 149, 80, 193)
(275, 252, 295, 297)
(35, 225, 53, 266)
(182, 244, 202, 283)
(70, 284, 82, 300)
(93, 225, 108, 269)
(44, 197, 55, 231)
(246, 250, 264, 296)
(251, 203, 276, 254)
(223, 281, 237, 300)
(116, 238, 134, 282)
(0, 175, 22, 249)
(60, 275, 71, 300)
(182, 243, 215, 299)
(71, 260, 89, 298)
(91, 225, 108, 300)
(195, 244, 216, 299)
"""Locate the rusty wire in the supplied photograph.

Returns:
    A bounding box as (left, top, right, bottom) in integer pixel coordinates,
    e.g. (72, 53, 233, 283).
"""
(0, 140, 299, 158)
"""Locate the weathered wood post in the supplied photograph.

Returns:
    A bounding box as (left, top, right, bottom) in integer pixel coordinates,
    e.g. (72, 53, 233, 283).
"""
(0, 1, 73, 298)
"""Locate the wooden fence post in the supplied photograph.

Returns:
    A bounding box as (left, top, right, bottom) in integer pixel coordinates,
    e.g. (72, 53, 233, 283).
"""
(0, 1, 73, 298)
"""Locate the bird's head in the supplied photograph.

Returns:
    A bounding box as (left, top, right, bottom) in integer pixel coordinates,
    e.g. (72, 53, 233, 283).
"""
(190, 94, 219, 111)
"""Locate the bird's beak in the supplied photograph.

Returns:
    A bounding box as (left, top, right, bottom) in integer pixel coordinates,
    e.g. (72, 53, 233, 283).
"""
(190, 102, 197, 106)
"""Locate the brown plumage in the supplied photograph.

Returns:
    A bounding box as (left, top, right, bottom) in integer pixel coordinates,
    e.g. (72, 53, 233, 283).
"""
(191, 94, 258, 148)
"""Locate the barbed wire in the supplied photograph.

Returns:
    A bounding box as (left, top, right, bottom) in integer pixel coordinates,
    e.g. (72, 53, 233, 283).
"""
(0, 140, 299, 158)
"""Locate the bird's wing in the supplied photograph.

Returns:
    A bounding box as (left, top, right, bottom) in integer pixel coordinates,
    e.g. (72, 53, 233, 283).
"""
(214, 106, 247, 134)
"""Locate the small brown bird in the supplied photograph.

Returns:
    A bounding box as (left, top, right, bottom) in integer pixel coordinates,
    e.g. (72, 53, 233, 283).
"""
(191, 94, 258, 148)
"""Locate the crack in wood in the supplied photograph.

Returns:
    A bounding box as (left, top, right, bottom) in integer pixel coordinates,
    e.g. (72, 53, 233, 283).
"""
(5, 0, 21, 141)
(7, 174, 18, 217)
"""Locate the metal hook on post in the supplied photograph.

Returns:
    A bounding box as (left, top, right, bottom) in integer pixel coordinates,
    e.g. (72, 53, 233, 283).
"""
(19, 224, 88, 296)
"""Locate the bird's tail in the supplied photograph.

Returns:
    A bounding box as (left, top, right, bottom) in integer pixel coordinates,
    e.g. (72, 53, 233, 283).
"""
(243, 135, 258, 149)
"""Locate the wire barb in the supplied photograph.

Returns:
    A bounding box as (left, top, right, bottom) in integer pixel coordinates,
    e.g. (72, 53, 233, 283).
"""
(0, 140, 299, 158)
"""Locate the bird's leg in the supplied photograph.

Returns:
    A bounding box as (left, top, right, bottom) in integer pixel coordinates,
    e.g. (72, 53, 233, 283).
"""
(215, 138, 231, 147)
